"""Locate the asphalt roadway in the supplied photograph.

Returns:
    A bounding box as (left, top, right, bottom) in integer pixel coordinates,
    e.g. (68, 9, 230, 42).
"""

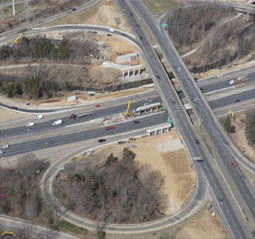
(1, 65, 255, 113)
(1, 112, 168, 157)
(0, 215, 77, 239)
(1, 86, 255, 140)
(40, 131, 208, 234)
(117, 0, 254, 238)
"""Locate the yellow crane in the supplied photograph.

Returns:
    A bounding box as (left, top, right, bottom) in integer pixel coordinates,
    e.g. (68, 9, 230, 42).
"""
(13, 33, 22, 44)
(1, 230, 16, 238)
(229, 109, 235, 119)
(123, 99, 131, 117)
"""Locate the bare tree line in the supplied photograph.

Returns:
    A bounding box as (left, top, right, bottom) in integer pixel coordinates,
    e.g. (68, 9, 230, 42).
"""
(54, 149, 167, 224)
(0, 155, 54, 225)
(166, 3, 255, 72)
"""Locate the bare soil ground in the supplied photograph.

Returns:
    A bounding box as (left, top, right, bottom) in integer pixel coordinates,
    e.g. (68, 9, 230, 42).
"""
(0, 107, 27, 123)
(108, 207, 227, 239)
(79, 130, 195, 215)
(173, 208, 227, 239)
(143, 0, 177, 14)
(44, 0, 131, 33)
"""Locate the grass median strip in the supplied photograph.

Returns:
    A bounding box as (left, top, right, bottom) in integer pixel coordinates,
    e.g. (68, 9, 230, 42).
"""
(57, 220, 88, 235)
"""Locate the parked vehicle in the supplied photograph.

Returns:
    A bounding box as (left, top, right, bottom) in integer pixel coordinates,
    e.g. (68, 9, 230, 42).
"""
(52, 119, 63, 126)
(0, 150, 4, 155)
(0, 144, 9, 149)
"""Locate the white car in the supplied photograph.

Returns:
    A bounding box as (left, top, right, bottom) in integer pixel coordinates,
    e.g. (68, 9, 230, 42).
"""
(52, 119, 63, 126)
(0, 144, 9, 149)
(35, 114, 44, 120)
(0, 150, 4, 155)
(229, 80, 235, 85)
(109, 28, 115, 33)
(217, 73, 223, 77)
(25, 122, 35, 127)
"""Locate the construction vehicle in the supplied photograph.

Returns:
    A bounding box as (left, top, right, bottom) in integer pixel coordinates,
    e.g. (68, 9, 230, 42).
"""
(228, 109, 235, 119)
(13, 33, 22, 44)
(1, 230, 16, 238)
(167, 116, 173, 126)
(123, 99, 132, 117)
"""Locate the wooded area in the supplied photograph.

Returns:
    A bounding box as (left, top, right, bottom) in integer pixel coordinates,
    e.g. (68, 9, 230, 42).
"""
(0, 36, 99, 64)
(0, 36, 100, 98)
(54, 148, 167, 223)
(0, 156, 53, 224)
(167, 3, 255, 71)
(245, 110, 255, 147)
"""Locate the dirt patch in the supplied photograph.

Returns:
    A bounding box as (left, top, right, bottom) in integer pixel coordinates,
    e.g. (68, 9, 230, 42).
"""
(84, 130, 195, 215)
(108, 207, 227, 239)
(0, 107, 27, 123)
(44, 0, 131, 32)
(174, 208, 227, 239)
(143, 0, 177, 15)
(223, 112, 255, 163)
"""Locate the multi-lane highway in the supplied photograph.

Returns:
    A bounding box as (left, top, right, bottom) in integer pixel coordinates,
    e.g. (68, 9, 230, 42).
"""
(116, 0, 254, 238)
(1, 86, 255, 140)
(1, 112, 168, 157)
(1, 1, 255, 237)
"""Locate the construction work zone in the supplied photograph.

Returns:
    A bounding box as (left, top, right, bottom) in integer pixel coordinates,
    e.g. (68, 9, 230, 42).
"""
(123, 99, 132, 117)
(146, 123, 173, 136)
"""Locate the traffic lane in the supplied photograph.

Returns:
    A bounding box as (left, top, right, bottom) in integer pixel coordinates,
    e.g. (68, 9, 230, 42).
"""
(199, 72, 255, 93)
(121, 1, 246, 236)
(126, 0, 248, 237)
(0, 113, 168, 157)
(135, 0, 255, 223)
(0, 97, 161, 138)
(198, 67, 255, 85)
(195, 88, 255, 218)
(208, 89, 255, 108)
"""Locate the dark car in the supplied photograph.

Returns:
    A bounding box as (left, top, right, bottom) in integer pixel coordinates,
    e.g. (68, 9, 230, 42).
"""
(218, 198, 224, 205)
(72, 8, 76, 11)
(69, 114, 77, 120)
(98, 139, 106, 143)
(11, 106, 18, 110)
(235, 99, 240, 103)
(195, 139, 200, 144)
(118, 141, 126, 144)
(134, 120, 140, 124)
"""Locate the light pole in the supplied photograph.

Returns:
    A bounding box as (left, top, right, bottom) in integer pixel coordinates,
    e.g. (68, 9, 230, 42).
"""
(12, 0, 16, 16)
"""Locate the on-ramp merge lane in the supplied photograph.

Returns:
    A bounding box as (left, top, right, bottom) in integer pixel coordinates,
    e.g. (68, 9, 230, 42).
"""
(117, 0, 250, 237)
